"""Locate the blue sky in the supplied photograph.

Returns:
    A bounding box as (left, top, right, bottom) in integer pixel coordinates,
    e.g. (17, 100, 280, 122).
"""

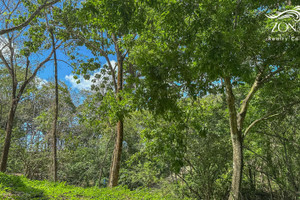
(37, 46, 116, 92)
(1, 34, 116, 96)
(0, 0, 121, 96)
(37, 51, 72, 81)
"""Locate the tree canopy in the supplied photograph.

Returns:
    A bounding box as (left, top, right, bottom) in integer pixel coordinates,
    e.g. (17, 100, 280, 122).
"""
(0, 1, 299, 200)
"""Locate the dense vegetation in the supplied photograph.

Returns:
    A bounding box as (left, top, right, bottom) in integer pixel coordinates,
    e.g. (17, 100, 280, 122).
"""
(0, 172, 175, 199)
(0, 0, 299, 200)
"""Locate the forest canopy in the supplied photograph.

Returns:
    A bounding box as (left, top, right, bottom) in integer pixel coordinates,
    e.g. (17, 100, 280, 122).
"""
(0, 0, 299, 200)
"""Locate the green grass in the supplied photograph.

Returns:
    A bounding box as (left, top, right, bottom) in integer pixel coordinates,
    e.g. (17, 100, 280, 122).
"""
(0, 172, 176, 199)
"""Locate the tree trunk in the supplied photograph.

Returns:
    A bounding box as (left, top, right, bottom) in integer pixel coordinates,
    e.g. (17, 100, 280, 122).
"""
(50, 29, 58, 182)
(224, 77, 243, 200)
(99, 127, 115, 186)
(108, 34, 124, 187)
(108, 120, 123, 187)
(249, 167, 255, 191)
(230, 131, 243, 200)
(0, 100, 17, 172)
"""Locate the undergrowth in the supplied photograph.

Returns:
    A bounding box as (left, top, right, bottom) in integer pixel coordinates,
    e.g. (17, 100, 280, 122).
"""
(0, 172, 178, 199)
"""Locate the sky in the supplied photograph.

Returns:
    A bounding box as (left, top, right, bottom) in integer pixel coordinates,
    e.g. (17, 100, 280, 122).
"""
(36, 46, 116, 92)
(0, 0, 121, 99)
(1, 33, 117, 101)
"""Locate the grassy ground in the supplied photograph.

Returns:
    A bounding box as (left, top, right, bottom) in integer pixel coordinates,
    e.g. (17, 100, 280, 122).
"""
(0, 172, 176, 200)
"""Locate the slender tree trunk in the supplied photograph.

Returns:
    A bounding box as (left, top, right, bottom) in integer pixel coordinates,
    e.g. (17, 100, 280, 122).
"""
(50, 29, 58, 182)
(0, 103, 2, 128)
(108, 34, 124, 187)
(224, 77, 243, 200)
(267, 174, 273, 200)
(224, 73, 262, 200)
(99, 127, 115, 186)
(283, 140, 298, 193)
(249, 167, 255, 191)
(108, 120, 124, 187)
(230, 131, 243, 200)
(0, 99, 17, 172)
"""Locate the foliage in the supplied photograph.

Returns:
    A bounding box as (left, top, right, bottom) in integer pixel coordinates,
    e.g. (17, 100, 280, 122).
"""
(1, 1, 300, 200)
(0, 172, 178, 200)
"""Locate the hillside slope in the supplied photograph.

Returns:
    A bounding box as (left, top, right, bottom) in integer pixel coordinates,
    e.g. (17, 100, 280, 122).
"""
(0, 173, 176, 200)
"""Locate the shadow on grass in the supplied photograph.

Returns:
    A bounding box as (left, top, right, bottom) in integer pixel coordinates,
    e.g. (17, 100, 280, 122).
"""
(0, 172, 49, 200)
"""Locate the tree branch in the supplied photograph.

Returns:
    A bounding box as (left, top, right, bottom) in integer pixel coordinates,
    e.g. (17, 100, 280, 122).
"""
(112, 33, 124, 94)
(25, 56, 30, 81)
(224, 77, 238, 135)
(243, 101, 300, 137)
(16, 42, 62, 100)
(237, 72, 263, 131)
(243, 113, 281, 137)
(0, 0, 60, 35)
(177, 173, 202, 199)
(0, 47, 12, 76)
(260, 67, 284, 84)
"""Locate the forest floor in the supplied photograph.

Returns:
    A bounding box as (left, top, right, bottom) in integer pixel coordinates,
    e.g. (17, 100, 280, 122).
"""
(0, 173, 175, 200)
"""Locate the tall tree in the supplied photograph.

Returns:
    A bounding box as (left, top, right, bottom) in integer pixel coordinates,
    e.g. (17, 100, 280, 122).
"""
(49, 28, 59, 182)
(45, 4, 61, 182)
(131, 1, 299, 199)
(0, 1, 61, 172)
(58, 0, 144, 187)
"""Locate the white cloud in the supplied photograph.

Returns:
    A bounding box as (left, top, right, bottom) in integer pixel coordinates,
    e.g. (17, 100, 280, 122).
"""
(65, 73, 94, 90)
(0, 36, 11, 57)
(65, 60, 116, 92)
(0, 36, 20, 60)
(35, 77, 48, 88)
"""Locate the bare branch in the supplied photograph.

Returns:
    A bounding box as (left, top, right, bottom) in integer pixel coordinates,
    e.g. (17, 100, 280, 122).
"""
(10, 1, 22, 15)
(56, 59, 73, 68)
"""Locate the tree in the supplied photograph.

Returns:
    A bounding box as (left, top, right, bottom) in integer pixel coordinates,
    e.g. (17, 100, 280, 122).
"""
(130, 1, 299, 199)
(49, 26, 59, 182)
(134, 96, 232, 199)
(58, 0, 144, 187)
(0, 68, 11, 130)
(243, 103, 300, 199)
(0, 1, 61, 172)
